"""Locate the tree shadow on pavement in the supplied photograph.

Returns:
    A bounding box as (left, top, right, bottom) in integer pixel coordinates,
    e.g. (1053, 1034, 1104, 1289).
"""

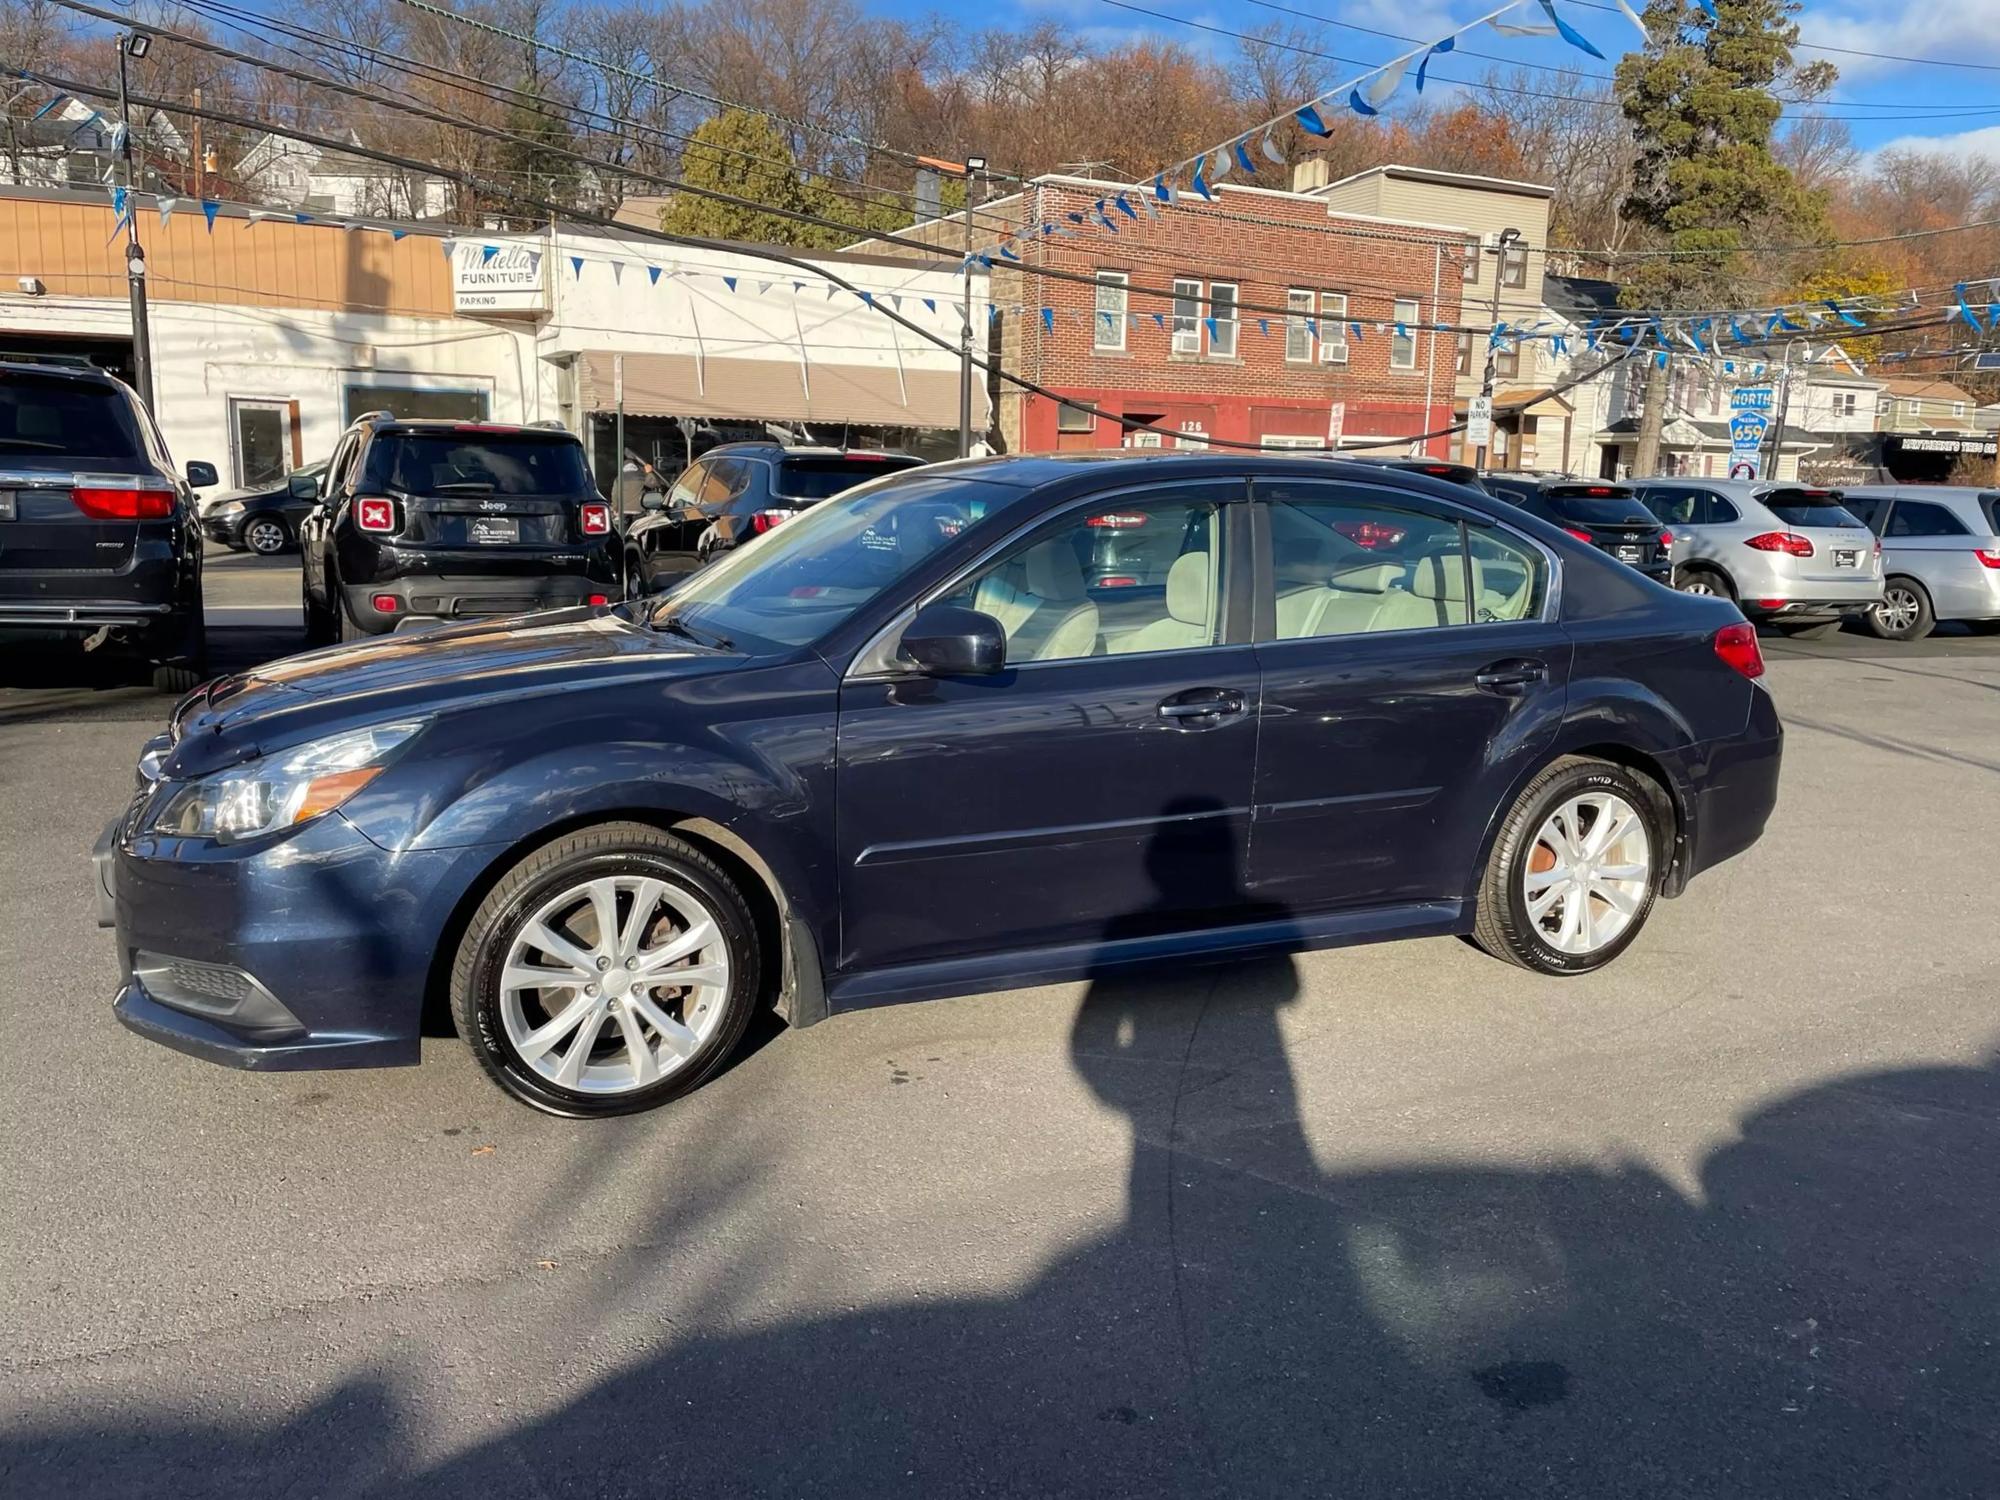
(8, 806, 1999, 1498)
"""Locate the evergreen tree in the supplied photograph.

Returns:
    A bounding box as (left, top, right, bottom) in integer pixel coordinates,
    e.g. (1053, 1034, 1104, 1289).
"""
(661, 110, 842, 249)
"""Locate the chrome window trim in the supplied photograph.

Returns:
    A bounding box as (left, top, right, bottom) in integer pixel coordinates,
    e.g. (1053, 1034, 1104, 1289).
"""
(843, 477, 1242, 681)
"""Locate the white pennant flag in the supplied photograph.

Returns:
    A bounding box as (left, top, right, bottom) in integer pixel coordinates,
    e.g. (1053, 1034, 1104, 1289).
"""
(758, 280, 773, 295)
(1364, 52, 1417, 109)
(611, 261, 624, 284)
(156, 196, 180, 227)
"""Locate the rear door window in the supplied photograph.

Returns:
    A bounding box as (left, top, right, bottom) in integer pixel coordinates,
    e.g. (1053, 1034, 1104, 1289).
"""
(1842, 494, 1887, 530)
(1637, 486, 1705, 526)
(775, 456, 922, 502)
(1981, 494, 2000, 533)
(1885, 500, 1969, 537)
(0, 373, 146, 463)
(364, 432, 592, 496)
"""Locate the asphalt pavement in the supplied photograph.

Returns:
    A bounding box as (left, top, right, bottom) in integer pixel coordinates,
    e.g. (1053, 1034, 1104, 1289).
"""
(3, 547, 1998, 1498)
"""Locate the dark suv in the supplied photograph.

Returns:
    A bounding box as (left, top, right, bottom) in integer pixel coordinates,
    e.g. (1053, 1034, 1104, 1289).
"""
(624, 443, 924, 590)
(1, 360, 215, 688)
(1481, 474, 1673, 584)
(299, 416, 621, 641)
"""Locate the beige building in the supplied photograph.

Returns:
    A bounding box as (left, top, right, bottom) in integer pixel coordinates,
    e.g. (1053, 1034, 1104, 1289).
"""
(1875, 376, 1978, 433)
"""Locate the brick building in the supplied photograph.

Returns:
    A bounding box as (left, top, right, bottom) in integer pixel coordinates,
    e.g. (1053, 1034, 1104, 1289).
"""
(968, 175, 1467, 455)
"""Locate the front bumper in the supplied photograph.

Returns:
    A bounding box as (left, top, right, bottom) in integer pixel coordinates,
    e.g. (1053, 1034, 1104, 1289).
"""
(199, 514, 243, 546)
(100, 807, 505, 1071)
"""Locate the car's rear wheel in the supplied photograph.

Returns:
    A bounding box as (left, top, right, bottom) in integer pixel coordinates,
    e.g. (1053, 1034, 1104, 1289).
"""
(244, 516, 291, 555)
(1675, 566, 1733, 602)
(1773, 618, 1843, 640)
(1868, 578, 1935, 642)
(302, 573, 336, 646)
(1473, 757, 1662, 975)
(145, 591, 207, 694)
(451, 824, 761, 1117)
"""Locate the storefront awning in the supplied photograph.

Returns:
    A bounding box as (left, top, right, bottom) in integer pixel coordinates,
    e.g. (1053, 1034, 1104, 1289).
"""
(574, 350, 977, 430)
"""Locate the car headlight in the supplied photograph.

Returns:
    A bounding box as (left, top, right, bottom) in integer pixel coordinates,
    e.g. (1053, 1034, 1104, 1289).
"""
(145, 722, 424, 842)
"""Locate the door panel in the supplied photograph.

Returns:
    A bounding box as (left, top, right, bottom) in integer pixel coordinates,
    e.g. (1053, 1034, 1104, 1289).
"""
(835, 484, 1256, 973)
(1247, 479, 1572, 910)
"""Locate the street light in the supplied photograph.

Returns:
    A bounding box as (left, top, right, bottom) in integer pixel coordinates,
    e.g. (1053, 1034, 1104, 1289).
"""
(117, 29, 155, 411)
(122, 31, 152, 59)
(1473, 225, 1523, 471)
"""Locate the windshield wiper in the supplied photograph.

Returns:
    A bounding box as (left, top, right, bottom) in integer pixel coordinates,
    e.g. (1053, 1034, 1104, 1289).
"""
(651, 613, 734, 651)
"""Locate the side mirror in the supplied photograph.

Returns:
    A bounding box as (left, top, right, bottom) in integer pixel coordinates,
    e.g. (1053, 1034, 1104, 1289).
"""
(641, 490, 667, 512)
(899, 604, 1006, 676)
(186, 461, 220, 489)
(288, 472, 319, 500)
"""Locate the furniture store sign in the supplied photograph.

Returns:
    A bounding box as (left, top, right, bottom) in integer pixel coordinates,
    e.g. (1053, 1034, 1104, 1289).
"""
(451, 243, 546, 314)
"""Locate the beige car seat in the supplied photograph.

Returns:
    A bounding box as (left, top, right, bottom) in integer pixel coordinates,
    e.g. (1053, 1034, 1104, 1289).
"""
(974, 537, 1101, 661)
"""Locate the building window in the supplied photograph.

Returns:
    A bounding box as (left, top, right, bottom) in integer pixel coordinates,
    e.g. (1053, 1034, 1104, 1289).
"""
(1953, 401, 1967, 418)
(229, 397, 297, 488)
(342, 384, 487, 424)
(1904, 400, 1920, 417)
(1093, 272, 1128, 352)
(1285, 289, 1314, 363)
(1172, 278, 1201, 355)
(1390, 299, 1419, 369)
(1055, 401, 1095, 434)
(1500, 241, 1528, 289)
(1461, 236, 1481, 283)
(1320, 292, 1348, 364)
(1209, 282, 1239, 357)
(1833, 391, 1856, 418)
(1456, 330, 1475, 377)
(1494, 343, 1519, 380)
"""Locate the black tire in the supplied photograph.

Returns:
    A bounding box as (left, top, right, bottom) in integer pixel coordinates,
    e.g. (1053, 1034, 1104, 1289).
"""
(1674, 565, 1734, 603)
(1773, 619, 1843, 640)
(244, 515, 291, 555)
(625, 550, 646, 599)
(1472, 756, 1665, 976)
(450, 823, 762, 1117)
(301, 572, 336, 646)
(146, 591, 207, 694)
(1867, 576, 1935, 642)
(337, 591, 366, 642)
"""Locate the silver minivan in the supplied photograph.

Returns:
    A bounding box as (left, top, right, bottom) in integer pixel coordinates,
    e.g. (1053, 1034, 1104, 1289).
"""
(1839, 486, 2000, 640)
(1631, 479, 1883, 638)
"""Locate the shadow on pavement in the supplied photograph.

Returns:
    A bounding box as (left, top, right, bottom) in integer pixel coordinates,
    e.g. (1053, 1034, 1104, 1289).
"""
(8, 818, 1999, 1498)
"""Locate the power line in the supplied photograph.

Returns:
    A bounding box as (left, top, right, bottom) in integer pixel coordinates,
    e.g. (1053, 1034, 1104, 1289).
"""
(1563, 0, 2000, 76)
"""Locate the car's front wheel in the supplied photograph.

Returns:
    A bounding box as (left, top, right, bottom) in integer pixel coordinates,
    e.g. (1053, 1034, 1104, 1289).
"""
(1473, 757, 1663, 975)
(451, 824, 762, 1116)
(244, 516, 291, 555)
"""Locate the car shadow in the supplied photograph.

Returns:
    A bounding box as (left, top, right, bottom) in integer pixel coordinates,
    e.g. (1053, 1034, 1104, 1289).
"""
(8, 811, 2000, 1497)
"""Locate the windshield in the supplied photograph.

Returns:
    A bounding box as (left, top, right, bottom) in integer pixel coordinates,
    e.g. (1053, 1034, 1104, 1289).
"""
(0, 374, 145, 461)
(1764, 496, 1863, 528)
(650, 472, 1015, 653)
(365, 433, 593, 496)
(774, 455, 923, 501)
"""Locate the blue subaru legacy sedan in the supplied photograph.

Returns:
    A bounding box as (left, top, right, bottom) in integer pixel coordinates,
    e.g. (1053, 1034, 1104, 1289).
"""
(98, 454, 1782, 1117)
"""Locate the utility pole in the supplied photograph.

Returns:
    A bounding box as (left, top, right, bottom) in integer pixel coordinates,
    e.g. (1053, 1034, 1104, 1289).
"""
(1473, 226, 1521, 470)
(957, 155, 986, 459)
(116, 31, 155, 413)
(1764, 342, 1797, 482)
(189, 86, 203, 201)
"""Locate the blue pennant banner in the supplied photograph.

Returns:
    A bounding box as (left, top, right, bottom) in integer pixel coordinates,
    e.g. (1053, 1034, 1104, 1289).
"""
(1295, 104, 1331, 137)
(1537, 0, 1605, 58)
(1416, 36, 1454, 92)
(201, 199, 218, 231)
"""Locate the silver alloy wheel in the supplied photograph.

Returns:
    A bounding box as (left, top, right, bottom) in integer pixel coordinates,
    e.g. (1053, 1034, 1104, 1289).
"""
(1678, 575, 1719, 597)
(1522, 791, 1652, 956)
(499, 874, 731, 1095)
(1875, 586, 1921, 634)
(246, 518, 287, 554)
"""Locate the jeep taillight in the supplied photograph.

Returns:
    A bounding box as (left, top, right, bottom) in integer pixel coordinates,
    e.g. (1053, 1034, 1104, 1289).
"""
(581, 501, 611, 535)
(355, 497, 396, 533)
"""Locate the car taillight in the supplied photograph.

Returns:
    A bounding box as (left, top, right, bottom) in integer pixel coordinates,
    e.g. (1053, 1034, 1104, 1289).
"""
(370, 593, 400, 614)
(581, 502, 611, 535)
(1744, 530, 1813, 557)
(749, 509, 792, 534)
(1332, 520, 1407, 549)
(1085, 512, 1148, 529)
(586, 593, 609, 605)
(71, 483, 173, 519)
(355, 497, 397, 533)
(1659, 529, 1674, 550)
(1973, 548, 2000, 569)
(1713, 621, 1765, 680)
(1562, 526, 1594, 544)
(1097, 575, 1141, 588)
(1874, 536, 1883, 558)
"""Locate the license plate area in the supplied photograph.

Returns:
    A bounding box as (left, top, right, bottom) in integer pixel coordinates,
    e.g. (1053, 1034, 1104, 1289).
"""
(468, 516, 520, 545)
(1616, 545, 1642, 562)
(1833, 548, 1859, 568)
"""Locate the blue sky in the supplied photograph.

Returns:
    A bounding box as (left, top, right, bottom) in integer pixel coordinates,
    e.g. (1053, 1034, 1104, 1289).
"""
(864, 0, 2000, 160)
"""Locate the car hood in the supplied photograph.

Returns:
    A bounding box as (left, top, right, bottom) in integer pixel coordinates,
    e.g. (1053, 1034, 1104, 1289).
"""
(162, 607, 730, 778)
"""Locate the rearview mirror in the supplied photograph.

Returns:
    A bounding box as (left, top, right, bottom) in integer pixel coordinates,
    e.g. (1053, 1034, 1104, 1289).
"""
(288, 472, 319, 500)
(186, 461, 220, 488)
(899, 604, 1005, 676)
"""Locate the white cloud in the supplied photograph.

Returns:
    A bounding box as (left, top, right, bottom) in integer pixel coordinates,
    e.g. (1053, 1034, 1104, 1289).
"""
(1800, 3, 2000, 83)
(1867, 122, 2000, 164)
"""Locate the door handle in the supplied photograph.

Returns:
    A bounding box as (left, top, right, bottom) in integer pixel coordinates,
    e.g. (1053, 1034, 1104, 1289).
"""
(1474, 659, 1546, 695)
(1158, 689, 1246, 722)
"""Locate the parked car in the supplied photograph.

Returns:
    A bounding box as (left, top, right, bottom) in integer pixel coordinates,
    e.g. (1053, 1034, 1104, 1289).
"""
(1631, 479, 1883, 638)
(299, 415, 621, 642)
(624, 442, 925, 591)
(199, 460, 325, 555)
(1837, 486, 2000, 641)
(1, 359, 214, 690)
(99, 453, 1781, 1117)
(1480, 474, 1674, 585)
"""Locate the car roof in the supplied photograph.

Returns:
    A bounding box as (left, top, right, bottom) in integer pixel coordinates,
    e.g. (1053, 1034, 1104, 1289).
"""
(903, 451, 1510, 508)
(355, 416, 581, 440)
(698, 441, 921, 461)
(0, 357, 129, 388)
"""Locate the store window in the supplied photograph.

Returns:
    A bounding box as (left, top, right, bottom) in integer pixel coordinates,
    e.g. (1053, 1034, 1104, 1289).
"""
(229, 397, 296, 488)
(343, 384, 488, 423)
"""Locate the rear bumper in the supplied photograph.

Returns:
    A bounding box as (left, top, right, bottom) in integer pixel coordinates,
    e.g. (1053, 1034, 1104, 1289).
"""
(1743, 596, 1878, 620)
(341, 571, 616, 634)
(1679, 689, 1784, 887)
(0, 599, 177, 629)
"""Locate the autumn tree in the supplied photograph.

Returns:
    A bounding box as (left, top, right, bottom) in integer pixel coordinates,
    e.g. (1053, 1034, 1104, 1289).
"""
(1615, 0, 1828, 473)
